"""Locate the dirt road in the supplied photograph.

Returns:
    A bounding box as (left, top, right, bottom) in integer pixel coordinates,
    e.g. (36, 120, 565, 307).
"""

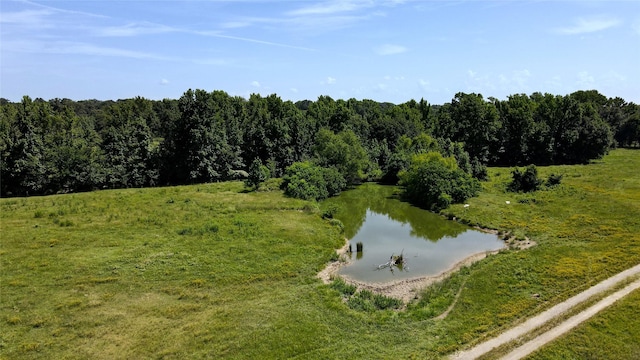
(450, 263, 640, 360)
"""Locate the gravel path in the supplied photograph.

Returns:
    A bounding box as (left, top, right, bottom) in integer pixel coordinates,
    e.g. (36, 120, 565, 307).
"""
(450, 263, 640, 360)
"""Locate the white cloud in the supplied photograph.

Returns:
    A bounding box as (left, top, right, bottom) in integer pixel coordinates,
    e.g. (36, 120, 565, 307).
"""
(466, 69, 495, 92)
(418, 79, 430, 90)
(290, 88, 299, 93)
(500, 69, 531, 87)
(251, 81, 261, 87)
(323, 76, 337, 85)
(160, 78, 169, 85)
(556, 17, 621, 35)
(544, 76, 563, 91)
(375, 44, 407, 55)
(375, 83, 388, 91)
(577, 71, 595, 88)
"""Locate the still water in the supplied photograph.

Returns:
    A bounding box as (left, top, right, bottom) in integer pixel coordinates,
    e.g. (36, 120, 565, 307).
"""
(324, 184, 505, 283)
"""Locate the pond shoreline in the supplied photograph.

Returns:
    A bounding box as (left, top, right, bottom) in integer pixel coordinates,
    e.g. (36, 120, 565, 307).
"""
(318, 228, 534, 303)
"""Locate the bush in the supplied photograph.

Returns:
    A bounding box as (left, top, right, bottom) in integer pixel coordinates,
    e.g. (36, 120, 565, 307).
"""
(328, 218, 344, 232)
(372, 294, 402, 310)
(322, 167, 347, 197)
(245, 158, 271, 189)
(281, 161, 346, 201)
(508, 165, 542, 193)
(330, 278, 357, 296)
(399, 152, 480, 211)
(322, 204, 339, 219)
(546, 173, 563, 187)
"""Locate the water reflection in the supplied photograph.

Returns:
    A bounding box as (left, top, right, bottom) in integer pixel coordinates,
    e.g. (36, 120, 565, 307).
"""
(324, 184, 505, 283)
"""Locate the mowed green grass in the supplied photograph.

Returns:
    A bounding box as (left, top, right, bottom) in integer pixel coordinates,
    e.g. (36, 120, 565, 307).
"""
(2, 149, 639, 359)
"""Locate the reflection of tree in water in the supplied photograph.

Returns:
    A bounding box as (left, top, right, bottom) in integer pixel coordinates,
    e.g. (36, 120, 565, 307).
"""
(326, 183, 467, 242)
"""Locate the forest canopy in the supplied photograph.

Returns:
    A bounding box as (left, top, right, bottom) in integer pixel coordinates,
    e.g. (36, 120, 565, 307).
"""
(1, 90, 639, 201)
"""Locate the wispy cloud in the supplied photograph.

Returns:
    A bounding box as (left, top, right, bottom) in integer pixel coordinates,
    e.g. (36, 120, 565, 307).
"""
(576, 71, 595, 88)
(3, 38, 230, 66)
(418, 79, 435, 92)
(96, 22, 176, 37)
(556, 17, 621, 35)
(499, 69, 531, 88)
(251, 81, 261, 88)
(18, 0, 109, 19)
(375, 44, 407, 55)
(0, 9, 53, 25)
(286, 0, 373, 16)
(195, 31, 317, 51)
(3, 1, 318, 55)
(5, 40, 170, 60)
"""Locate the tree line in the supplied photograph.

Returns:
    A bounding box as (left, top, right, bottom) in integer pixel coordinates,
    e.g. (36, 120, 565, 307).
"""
(1, 89, 638, 198)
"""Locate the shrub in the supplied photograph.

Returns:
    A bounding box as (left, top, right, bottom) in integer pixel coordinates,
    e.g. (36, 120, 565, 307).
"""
(245, 158, 271, 189)
(281, 161, 346, 201)
(399, 152, 480, 211)
(546, 173, 563, 187)
(330, 278, 357, 296)
(322, 167, 347, 197)
(471, 158, 488, 181)
(322, 204, 339, 219)
(508, 165, 542, 193)
(372, 294, 402, 310)
(328, 218, 344, 232)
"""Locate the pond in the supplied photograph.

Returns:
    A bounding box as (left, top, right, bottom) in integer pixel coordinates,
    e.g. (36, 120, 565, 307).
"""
(323, 183, 505, 284)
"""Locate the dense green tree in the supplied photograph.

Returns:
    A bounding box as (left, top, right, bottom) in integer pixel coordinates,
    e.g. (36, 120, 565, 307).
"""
(45, 114, 104, 192)
(243, 94, 295, 175)
(162, 89, 240, 184)
(553, 97, 612, 164)
(102, 116, 157, 188)
(449, 92, 501, 164)
(399, 152, 480, 211)
(313, 128, 371, 183)
(246, 158, 270, 189)
(152, 98, 180, 140)
(370, 104, 423, 150)
(280, 161, 346, 201)
(1, 88, 631, 197)
(1, 97, 47, 195)
(497, 94, 535, 165)
(618, 114, 640, 147)
(99, 99, 161, 188)
(288, 101, 315, 163)
(306, 95, 336, 130)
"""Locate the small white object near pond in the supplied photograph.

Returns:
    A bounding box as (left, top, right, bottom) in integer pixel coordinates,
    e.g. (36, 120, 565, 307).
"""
(505, 201, 511, 204)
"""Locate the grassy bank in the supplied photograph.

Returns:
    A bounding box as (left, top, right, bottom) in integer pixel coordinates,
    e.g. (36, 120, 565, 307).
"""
(1, 149, 639, 359)
(433, 148, 640, 356)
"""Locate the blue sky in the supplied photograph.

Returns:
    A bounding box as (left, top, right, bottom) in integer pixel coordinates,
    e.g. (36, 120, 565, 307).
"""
(1, 0, 639, 104)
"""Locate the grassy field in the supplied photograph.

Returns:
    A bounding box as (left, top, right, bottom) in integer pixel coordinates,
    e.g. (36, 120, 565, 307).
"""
(1, 149, 639, 359)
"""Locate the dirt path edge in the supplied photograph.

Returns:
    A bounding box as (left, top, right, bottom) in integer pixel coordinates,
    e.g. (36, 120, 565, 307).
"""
(450, 263, 640, 360)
